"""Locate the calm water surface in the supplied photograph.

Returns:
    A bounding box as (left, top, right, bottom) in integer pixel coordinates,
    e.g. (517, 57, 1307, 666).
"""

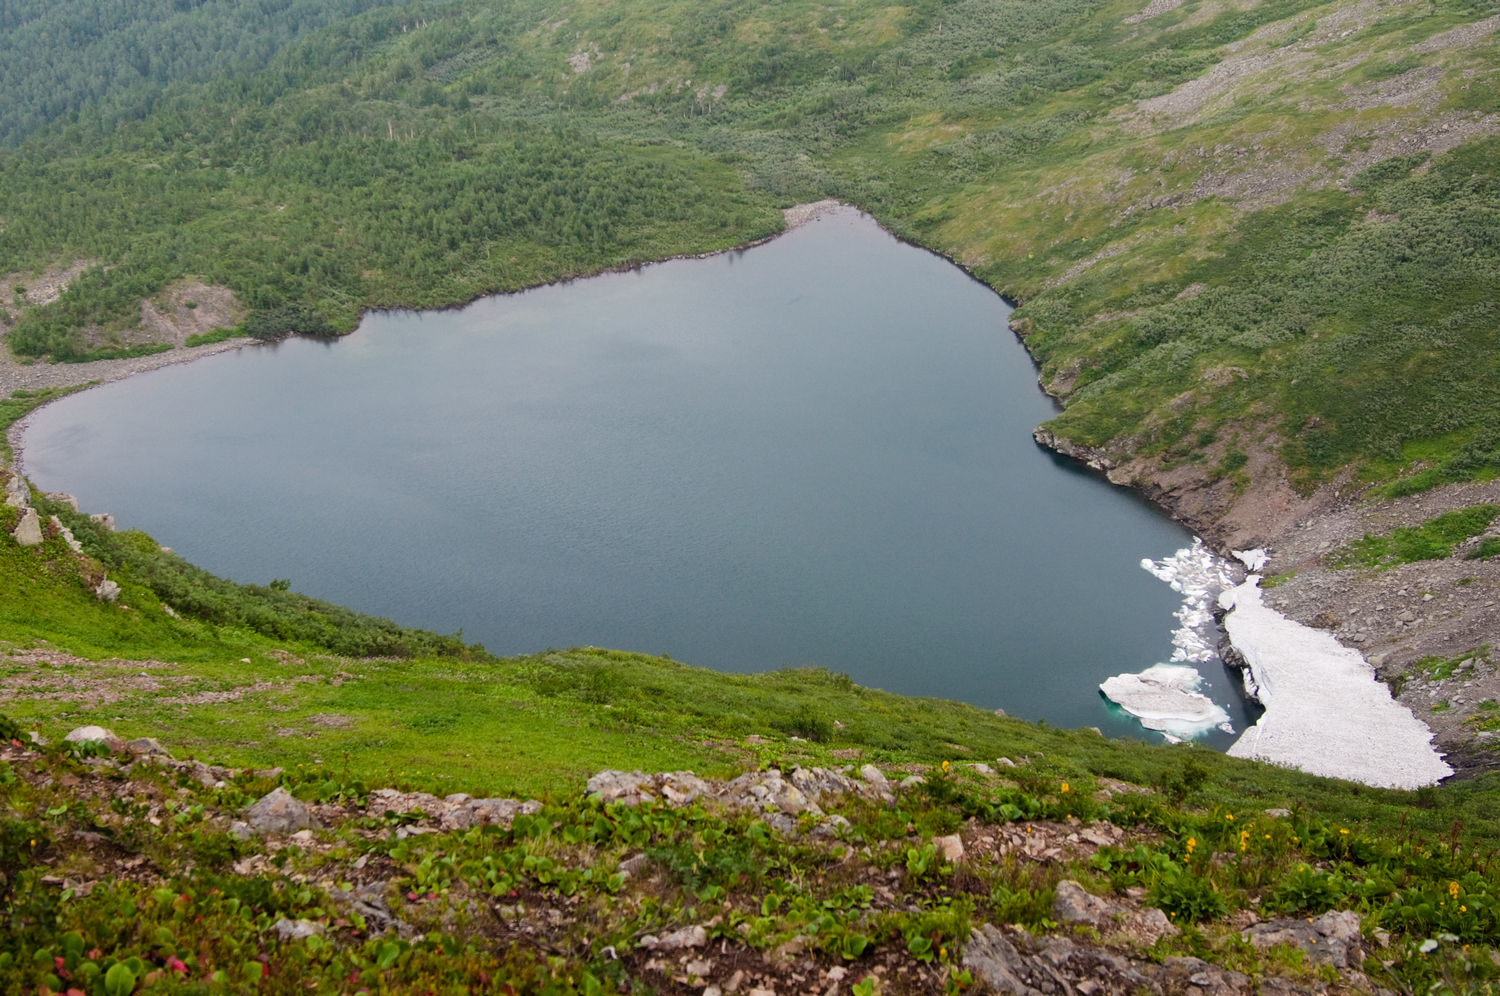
(23, 209, 1256, 743)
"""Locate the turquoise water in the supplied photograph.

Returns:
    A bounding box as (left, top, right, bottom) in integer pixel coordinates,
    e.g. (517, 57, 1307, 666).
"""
(23, 208, 1257, 742)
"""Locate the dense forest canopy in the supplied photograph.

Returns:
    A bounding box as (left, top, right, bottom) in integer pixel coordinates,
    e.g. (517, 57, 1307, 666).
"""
(0, 0, 1497, 490)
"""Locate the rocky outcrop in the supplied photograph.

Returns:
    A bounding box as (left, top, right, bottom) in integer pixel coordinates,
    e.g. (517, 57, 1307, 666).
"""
(965, 924, 1263, 996)
(1245, 910, 1365, 968)
(365, 788, 541, 831)
(1050, 879, 1179, 945)
(585, 764, 895, 835)
(1032, 428, 1117, 474)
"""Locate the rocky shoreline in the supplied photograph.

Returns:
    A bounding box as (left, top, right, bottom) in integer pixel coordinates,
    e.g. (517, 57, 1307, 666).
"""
(1033, 422, 1500, 777)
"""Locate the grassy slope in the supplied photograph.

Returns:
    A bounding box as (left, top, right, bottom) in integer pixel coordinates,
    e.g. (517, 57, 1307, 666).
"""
(5, 491, 1500, 850)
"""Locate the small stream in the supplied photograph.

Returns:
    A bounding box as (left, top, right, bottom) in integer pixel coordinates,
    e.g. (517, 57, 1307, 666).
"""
(22, 208, 1259, 744)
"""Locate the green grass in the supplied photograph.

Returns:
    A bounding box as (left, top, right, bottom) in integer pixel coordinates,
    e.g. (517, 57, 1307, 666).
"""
(4, 493, 1500, 843)
(1329, 505, 1500, 569)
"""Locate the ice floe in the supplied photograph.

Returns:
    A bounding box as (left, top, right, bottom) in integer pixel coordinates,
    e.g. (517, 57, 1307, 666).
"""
(1101, 541, 1239, 741)
(1099, 664, 1231, 741)
(1220, 577, 1452, 789)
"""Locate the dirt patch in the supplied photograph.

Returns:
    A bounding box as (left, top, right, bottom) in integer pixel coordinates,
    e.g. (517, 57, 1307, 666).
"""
(138, 281, 247, 347)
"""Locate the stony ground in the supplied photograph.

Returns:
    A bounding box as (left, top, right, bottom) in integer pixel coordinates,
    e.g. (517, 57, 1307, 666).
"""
(6, 727, 1397, 996)
(1222, 478, 1500, 774)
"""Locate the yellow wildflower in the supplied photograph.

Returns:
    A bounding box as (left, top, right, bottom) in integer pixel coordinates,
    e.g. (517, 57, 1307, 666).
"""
(1451, 881, 1461, 898)
(1225, 813, 1234, 821)
(1339, 829, 1349, 835)
(1060, 782, 1070, 793)
(942, 760, 950, 773)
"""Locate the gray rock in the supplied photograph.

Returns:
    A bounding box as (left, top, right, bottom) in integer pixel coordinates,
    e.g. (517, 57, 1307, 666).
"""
(90, 513, 115, 531)
(12, 508, 42, 547)
(4, 475, 29, 508)
(1263, 808, 1291, 818)
(900, 775, 925, 788)
(466, 797, 541, 828)
(1246, 911, 1363, 968)
(45, 493, 79, 513)
(272, 918, 324, 941)
(95, 579, 120, 602)
(48, 516, 82, 552)
(997, 756, 1017, 767)
(126, 737, 172, 758)
(963, 924, 1042, 996)
(64, 726, 123, 753)
(228, 821, 254, 840)
(789, 765, 857, 798)
(586, 769, 653, 804)
(640, 925, 707, 951)
(1053, 880, 1112, 926)
(857, 764, 888, 785)
(245, 787, 314, 833)
(971, 763, 994, 775)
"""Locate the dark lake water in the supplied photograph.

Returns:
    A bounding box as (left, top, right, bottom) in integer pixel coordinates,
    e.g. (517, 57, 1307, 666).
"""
(23, 208, 1257, 744)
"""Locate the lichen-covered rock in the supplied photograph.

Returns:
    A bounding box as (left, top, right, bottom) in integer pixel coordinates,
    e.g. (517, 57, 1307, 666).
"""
(1246, 910, 1364, 967)
(245, 787, 314, 833)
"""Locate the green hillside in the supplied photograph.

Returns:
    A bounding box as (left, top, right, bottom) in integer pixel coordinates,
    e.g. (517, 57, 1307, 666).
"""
(4, 0, 1500, 991)
(2, 0, 1498, 493)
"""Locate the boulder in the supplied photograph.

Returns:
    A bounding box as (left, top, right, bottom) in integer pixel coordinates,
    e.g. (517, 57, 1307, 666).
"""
(1053, 880, 1112, 926)
(1245, 910, 1364, 968)
(245, 787, 314, 834)
(12, 508, 42, 547)
(44, 493, 79, 513)
(90, 513, 115, 531)
(95, 579, 120, 602)
(963, 924, 1041, 996)
(933, 833, 965, 863)
(858, 764, 888, 786)
(126, 737, 172, 758)
(465, 797, 541, 828)
(586, 769, 654, 805)
(640, 925, 707, 951)
(4, 475, 29, 508)
(64, 726, 123, 753)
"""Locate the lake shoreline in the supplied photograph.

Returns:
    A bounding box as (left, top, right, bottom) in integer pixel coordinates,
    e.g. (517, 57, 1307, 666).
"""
(5, 202, 1472, 784)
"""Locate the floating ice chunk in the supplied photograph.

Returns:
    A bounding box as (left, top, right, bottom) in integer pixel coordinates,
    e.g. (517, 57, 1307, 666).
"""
(1220, 578, 1451, 789)
(1232, 548, 1269, 572)
(1100, 664, 1233, 740)
(1140, 540, 1237, 664)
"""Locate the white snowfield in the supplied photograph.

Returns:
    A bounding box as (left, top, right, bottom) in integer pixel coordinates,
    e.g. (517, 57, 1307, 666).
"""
(1220, 575, 1453, 789)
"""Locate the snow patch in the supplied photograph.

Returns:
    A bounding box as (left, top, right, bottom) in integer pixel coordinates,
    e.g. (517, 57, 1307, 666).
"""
(1220, 578, 1452, 789)
(1232, 548, 1269, 571)
(1100, 664, 1231, 739)
(1102, 541, 1238, 740)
